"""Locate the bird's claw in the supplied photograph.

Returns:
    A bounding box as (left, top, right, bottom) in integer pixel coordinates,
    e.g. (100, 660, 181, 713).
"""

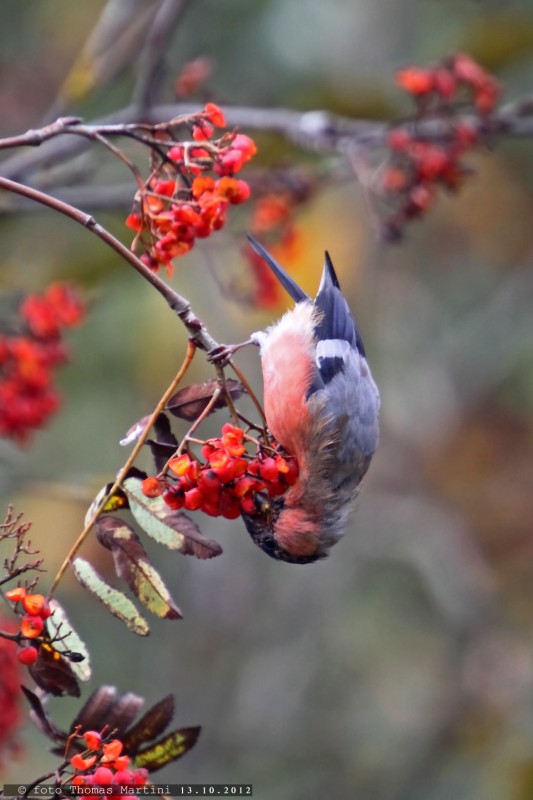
(208, 343, 240, 366)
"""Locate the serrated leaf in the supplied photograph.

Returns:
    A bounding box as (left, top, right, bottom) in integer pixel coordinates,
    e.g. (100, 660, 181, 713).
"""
(47, 600, 91, 682)
(123, 476, 222, 558)
(72, 557, 150, 636)
(29, 643, 81, 697)
(135, 726, 201, 772)
(166, 378, 245, 421)
(96, 517, 182, 620)
(123, 695, 174, 753)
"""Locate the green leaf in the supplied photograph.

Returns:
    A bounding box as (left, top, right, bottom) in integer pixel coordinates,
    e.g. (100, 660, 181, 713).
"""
(72, 557, 150, 636)
(123, 476, 222, 559)
(134, 726, 201, 772)
(96, 517, 182, 620)
(47, 599, 91, 682)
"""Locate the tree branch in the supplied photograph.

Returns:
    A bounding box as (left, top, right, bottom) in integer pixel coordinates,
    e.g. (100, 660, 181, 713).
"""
(1, 94, 533, 191)
(0, 176, 218, 351)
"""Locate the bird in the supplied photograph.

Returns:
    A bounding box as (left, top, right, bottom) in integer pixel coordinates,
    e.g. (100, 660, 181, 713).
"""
(241, 235, 380, 564)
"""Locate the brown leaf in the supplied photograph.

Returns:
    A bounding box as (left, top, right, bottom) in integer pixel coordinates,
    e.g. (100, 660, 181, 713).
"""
(70, 686, 120, 733)
(96, 516, 183, 619)
(165, 510, 223, 559)
(70, 686, 144, 738)
(123, 695, 174, 753)
(29, 644, 81, 698)
(166, 378, 245, 421)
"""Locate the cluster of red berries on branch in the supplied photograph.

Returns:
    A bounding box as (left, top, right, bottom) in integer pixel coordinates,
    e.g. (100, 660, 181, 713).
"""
(381, 53, 500, 240)
(0, 282, 84, 443)
(395, 53, 500, 113)
(70, 734, 148, 795)
(141, 423, 299, 520)
(4, 587, 51, 666)
(126, 102, 257, 276)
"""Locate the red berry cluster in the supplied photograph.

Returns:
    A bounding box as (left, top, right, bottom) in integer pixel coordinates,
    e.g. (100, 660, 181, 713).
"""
(0, 283, 84, 443)
(395, 53, 500, 113)
(126, 103, 256, 276)
(5, 587, 51, 665)
(382, 54, 500, 240)
(70, 734, 148, 796)
(141, 423, 299, 520)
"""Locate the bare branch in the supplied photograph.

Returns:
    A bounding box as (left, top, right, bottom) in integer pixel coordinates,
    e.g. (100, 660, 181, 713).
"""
(1, 94, 533, 193)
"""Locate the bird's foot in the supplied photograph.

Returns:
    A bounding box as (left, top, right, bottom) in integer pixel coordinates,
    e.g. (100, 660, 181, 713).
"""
(208, 339, 254, 366)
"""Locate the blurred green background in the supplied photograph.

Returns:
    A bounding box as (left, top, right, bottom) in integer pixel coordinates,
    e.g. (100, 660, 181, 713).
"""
(2, 1, 533, 798)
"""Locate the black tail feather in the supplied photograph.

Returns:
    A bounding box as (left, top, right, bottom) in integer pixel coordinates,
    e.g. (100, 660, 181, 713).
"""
(247, 235, 309, 304)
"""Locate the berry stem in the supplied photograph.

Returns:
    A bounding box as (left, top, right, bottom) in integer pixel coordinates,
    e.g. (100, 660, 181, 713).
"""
(158, 385, 225, 476)
(228, 358, 267, 428)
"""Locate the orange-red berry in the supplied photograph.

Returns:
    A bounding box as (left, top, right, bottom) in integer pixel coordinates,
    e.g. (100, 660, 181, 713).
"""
(5, 587, 27, 602)
(83, 730, 102, 751)
(22, 593, 48, 617)
(141, 476, 163, 498)
(111, 755, 131, 771)
(204, 102, 226, 128)
(184, 487, 203, 511)
(71, 753, 97, 771)
(162, 487, 185, 510)
(102, 739, 123, 762)
(395, 66, 434, 95)
(20, 614, 44, 639)
(17, 645, 38, 665)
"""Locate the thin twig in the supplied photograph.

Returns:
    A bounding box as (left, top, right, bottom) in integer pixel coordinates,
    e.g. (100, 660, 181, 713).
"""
(48, 341, 197, 596)
(174, 386, 223, 458)
(228, 358, 267, 427)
